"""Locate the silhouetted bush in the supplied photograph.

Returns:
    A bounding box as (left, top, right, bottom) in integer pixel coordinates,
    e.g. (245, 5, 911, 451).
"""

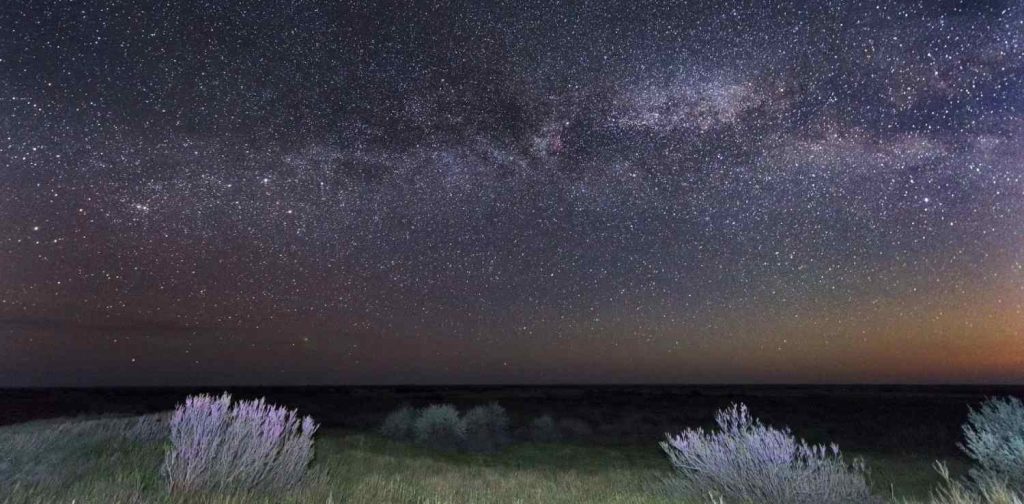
(529, 415, 561, 443)
(461, 403, 510, 453)
(413, 404, 465, 451)
(660, 403, 877, 504)
(380, 405, 417, 442)
(558, 418, 593, 441)
(961, 396, 1024, 491)
(163, 393, 318, 493)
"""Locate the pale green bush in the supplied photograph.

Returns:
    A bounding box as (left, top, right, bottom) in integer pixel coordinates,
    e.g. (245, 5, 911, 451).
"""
(413, 404, 465, 451)
(960, 396, 1024, 492)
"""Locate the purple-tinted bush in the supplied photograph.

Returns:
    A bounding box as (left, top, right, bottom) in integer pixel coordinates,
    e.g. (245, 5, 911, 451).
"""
(660, 403, 878, 504)
(162, 393, 318, 494)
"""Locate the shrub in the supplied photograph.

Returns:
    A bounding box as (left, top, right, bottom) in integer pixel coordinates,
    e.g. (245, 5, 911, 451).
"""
(380, 405, 417, 442)
(660, 403, 877, 504)
(558, 418, 594, 441)
(162, 393, 318, 493)
(960, 396, 1024, 491)
(461, 403, 510, 453)
(529, 415, 561, 443)
(413, 404, 465, 451)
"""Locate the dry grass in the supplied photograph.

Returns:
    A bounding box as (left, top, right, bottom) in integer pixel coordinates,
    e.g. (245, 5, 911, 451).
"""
(896, 463, 1024, 504)
(1, 418, 676, 503)
(0, 415, 985, 504)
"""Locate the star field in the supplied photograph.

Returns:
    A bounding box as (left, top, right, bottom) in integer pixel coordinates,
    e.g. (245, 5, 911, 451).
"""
(1, 0, 1022, 385)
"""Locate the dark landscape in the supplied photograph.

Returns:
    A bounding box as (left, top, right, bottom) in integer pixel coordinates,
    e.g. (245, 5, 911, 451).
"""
(5, 385, 1022, 455)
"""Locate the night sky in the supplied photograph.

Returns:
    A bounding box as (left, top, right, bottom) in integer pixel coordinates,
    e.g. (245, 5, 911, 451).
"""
(1, 0, 1022, 386)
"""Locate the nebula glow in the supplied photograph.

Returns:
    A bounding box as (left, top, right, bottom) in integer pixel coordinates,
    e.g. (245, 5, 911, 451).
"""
(1, 1, 1022, 385)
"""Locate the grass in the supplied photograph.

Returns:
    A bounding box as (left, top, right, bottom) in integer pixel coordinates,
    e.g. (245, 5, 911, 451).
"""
(0, 415, 969, 503)
(863, 453, 970, 502)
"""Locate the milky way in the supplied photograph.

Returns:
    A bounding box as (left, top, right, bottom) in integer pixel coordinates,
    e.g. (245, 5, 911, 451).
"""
(1, 0, 1022, 385)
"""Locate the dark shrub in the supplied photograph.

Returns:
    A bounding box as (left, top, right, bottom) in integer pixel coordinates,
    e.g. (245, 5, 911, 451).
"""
(461, 403, 510, 453)
(529, 415, 561, 443)
(380, 405, 417, 442)
(558, 418, 593, 441)
(413, 404, 465, 451)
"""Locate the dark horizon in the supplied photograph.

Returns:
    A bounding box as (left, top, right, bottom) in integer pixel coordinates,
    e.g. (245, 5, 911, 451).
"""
(4, 383, 1024, 390)
(6, 383, 1020, 460)
(2, 0, 1022, 386)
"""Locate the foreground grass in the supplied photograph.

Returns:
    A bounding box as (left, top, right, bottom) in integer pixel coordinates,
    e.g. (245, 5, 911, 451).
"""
(0, 416, 963, 503)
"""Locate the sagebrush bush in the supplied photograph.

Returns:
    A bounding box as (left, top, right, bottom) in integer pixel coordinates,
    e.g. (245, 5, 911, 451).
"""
(380, 405, 418, 442)
(413, 404, 465, 451)
(660, 403, 878, 504)
(461, 403, 510, 453)
(558, 418, 594, 441)
(960, 396, 1024, 492)
(163, 393, 318, 493)
(529, 415, 561, 443)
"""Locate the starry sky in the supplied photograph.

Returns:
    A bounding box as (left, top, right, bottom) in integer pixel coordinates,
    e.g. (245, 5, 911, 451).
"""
(1, 0, 1022, 386)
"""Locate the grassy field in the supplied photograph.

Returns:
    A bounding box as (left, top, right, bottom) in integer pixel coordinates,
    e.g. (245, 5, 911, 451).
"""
(0, 415, 969, 504)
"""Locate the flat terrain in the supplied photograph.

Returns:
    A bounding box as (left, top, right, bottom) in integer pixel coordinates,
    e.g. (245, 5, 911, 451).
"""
(1, 385, 1015, 503)
(0, 417, 967, 503)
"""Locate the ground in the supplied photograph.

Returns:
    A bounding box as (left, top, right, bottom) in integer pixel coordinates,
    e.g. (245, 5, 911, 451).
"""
(0, 415, 968, 504)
